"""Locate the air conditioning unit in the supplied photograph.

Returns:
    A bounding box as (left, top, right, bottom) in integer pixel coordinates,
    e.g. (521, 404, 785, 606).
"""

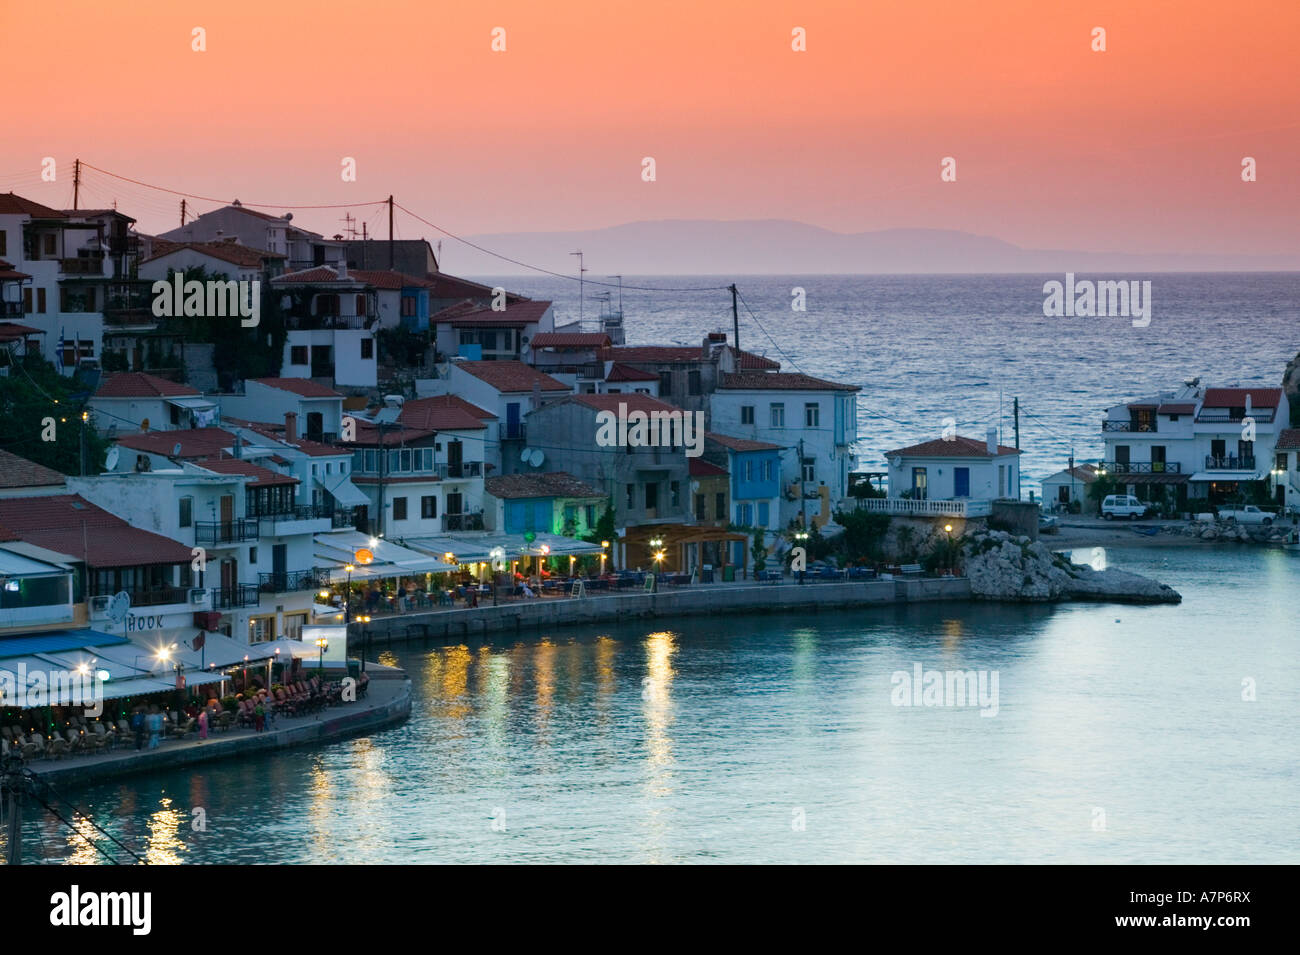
(189, 588, 208, 605)
(90, 595, 110, 613)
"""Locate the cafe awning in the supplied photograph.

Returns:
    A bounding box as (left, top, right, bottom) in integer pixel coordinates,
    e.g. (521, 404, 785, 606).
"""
(317, 474, 370, 508)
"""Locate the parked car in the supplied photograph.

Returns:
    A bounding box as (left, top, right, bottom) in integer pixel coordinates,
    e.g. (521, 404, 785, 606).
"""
(1101, 494, 1151, 520)
(1216, 505, 1276, 526)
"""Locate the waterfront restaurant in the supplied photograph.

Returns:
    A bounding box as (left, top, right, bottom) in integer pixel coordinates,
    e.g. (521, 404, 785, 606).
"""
(313, 530, 456, 615)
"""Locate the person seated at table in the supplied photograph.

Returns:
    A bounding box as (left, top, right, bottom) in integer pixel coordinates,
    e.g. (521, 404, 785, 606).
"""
(520, 581, 537, 598)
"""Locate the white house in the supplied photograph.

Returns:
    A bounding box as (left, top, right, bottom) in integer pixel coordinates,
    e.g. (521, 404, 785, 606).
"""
(1277, 428, 1300, 511)
(1100, 382, 1291, 506)
(708, 370, 859, 527)
(431, 299, 555, 362)
(416, 360, 571, 475)
(217, 377, 345, 443)
(156, 201, 345, 271)
(271, 265, 377, 389)
(1040, 463, 1098, 509)
(88, 371, 216, 435)
(0, 193, 115, 373)
(882, 431, 1021, 515)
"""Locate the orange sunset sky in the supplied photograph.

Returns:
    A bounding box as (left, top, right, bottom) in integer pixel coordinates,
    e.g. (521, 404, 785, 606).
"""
(2, 0, 1298, 257)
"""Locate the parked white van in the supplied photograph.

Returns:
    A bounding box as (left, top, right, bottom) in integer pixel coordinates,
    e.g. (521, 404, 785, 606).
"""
(1101, 494, 1151, 520)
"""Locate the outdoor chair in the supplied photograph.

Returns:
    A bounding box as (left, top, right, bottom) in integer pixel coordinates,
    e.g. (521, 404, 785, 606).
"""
(169, 717, 196, 739)
(46, 735, 71, 759)
(18, 735, 39, 760)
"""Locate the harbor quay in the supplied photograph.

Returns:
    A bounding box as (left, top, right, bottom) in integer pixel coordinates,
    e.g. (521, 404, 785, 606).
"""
(347, 576, 973, 647)
(23, 669, 411, 788)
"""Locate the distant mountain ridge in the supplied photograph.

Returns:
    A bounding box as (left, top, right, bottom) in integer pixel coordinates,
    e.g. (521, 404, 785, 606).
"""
(449, 219, 1300, 276)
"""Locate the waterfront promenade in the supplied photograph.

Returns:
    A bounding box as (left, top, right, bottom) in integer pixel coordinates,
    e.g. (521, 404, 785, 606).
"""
(27, 669, 412, 787)
(350, 575, 973, 647)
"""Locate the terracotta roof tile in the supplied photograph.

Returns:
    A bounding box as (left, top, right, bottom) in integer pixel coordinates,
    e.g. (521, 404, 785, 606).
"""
(1277, 429, 1300, 450)
(0, 450, 66, 489)
(886, 435, 1022, 457)
(719, 371, 860, 392)
(0, 494, 194, 568)
(141, 239, 286, 268)
(94, 372, 200, 398)
(0, 193, 66, 218)
(529, 332, 611, 349)
(1201, 387, 1283, 409)
(250, 377, 342, 398)
(348, 268, 437, 289)
(689, 458, 728, 477)
(605, 362, 659, 382)
(457, 360, 569, 393)
(705, 432, 781, 452)
(192, 457, 297, 487)
(567, 393, 683, 415)
(115, 427, 239, 457)
(432, 299, 552, 327)
(398, 395, 490, 431)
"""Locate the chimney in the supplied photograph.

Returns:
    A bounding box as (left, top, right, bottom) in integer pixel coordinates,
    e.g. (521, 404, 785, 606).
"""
(336, 260, 347, 279)
(986, 428, 997, 455)
(284, 411, 298, 443)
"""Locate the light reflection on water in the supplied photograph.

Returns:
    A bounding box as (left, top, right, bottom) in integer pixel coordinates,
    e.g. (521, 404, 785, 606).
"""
(20, 545, 1300, 864)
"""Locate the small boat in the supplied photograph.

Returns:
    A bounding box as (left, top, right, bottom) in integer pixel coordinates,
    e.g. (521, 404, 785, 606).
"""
(1131, 525, 1160, 536)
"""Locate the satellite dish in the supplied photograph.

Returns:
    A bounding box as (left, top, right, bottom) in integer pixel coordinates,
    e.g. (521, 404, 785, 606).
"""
(520, 447, 532, 463)
(529, 449, 544, 467)
(104, 447, 120, 470)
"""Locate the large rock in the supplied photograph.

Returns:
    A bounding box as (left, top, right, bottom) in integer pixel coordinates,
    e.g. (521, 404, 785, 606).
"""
(962, 530, 1180, 604)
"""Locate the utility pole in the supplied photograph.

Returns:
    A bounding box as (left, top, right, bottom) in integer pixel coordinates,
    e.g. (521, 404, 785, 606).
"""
(180, 198, 187, 228)
(72, 159, 81, 211)
(1013, 397, 1020, 450)
(387, 195, 395, 269)
(570, 251, 585, 323)
(729, 284, 740, 351)
(1069, 447, 1075, 511)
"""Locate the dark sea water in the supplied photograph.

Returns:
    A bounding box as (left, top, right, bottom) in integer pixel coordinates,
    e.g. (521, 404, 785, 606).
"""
(476, 272, 1300, 493)
(20, 543, 1300, 865)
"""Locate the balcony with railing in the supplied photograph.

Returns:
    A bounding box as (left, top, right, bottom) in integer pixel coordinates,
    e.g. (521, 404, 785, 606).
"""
(1102, 419, 1158, 433)
(210, 584, 260, 609)
(59, 255, 106, 276)
(442, 512, 485, 531)
(286, 313, 373, 331)
(1204, 455, 1257, 471)
(258, 568, 331, 594)
(1196, 409, 1275, 424)
(1099, 461, 1182, 474)
(248, 503, 334, 535)
(1, 302, 25, 318)
(499, 423, 526, 442)
(195, 519, 260, 546)
(89, 586, 196, 611)
(854, 498, 992, 517)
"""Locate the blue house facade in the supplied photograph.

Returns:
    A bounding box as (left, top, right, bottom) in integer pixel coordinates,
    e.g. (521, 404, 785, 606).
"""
(706, 433, 783, 532)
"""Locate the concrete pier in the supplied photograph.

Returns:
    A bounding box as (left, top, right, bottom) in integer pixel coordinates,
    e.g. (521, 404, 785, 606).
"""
(351, 577, 973, 646)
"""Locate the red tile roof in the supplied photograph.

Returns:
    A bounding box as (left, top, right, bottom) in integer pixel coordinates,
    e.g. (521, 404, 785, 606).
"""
(1157, 403, 1196, 414)
(1201, 387, 1283, 408)
(706, 432, 781, 452)
(270, 266, 363, 285)
(689, 458, 728, 477)
(0, 494, 194, 568)
(1277, 429, 1300, 451)
(0, 193, 66, 218)
(886, 435, 1021, 457)
(115, 427, 240, 458)
(142, 239, 286, 268)
(192, 457, 298, 487)
(736, 350, 780, 370)
(456, 360, 569, 393)
(0, 261, 31, 281)
(529, 332, 611, 349)
(0, 450, 65, 489)
(426, 273, 527, 302)
(601, 346, 710, 363)
(250, 377, 342, 398)
(605, 362, 659, 382)
(346, 421, 434, 447)
(399, 395, 490, 431)
(568, 393, 682, 415)
(432, 299, 552, 327)
(719, 371, 860, 392)
(94, 372, 200, 398)
(348, 268, 437, 289)
(0, 322, 43, 341)
(484, 472, 603, 500)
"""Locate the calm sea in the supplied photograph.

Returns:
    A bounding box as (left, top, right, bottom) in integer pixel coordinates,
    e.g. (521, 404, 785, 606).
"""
(477, 272, 1300, 493)
(21, 543, 1300, 864)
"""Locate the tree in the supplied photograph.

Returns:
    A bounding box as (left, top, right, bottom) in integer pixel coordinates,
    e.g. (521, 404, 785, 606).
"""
(0, 360, 109, 475)
(750, 529, 768, 573)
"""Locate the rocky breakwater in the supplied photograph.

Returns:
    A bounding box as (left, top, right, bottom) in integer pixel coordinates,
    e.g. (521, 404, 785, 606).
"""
(963, 531, 1181, 604)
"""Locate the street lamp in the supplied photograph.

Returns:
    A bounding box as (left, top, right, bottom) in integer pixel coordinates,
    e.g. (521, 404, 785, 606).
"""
(600, 540, 609, 575)
(344, 564, 355, 624)
(357, 616, 371, 672)
(794, 530, 809, 585)
(315, 637, 328, 673)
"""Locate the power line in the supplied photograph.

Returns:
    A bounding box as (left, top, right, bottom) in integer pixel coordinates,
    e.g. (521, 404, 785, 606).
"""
(393, 202, 730, 293)
(78, 161, 387, 211)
